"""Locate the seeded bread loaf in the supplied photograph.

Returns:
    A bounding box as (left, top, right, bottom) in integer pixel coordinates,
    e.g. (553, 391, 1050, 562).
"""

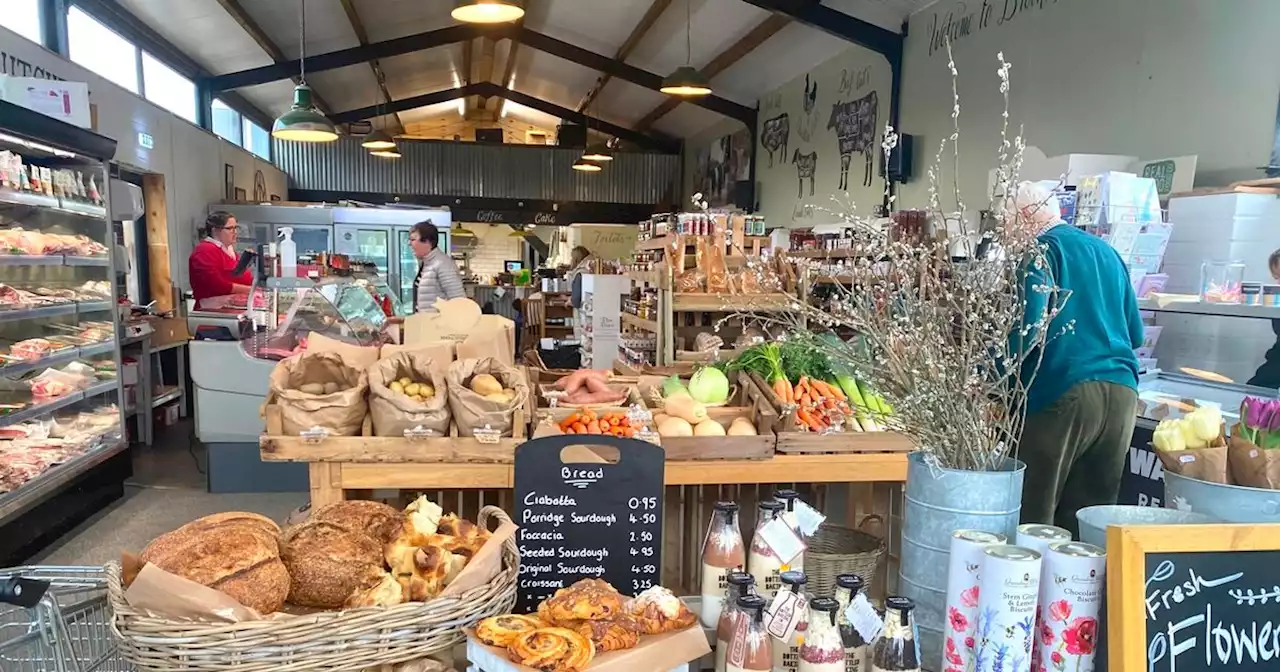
(307, 500, 403, 545)
(280, 519, 386, 608)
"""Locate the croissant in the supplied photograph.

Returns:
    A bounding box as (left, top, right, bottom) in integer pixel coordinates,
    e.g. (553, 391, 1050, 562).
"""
(507, 627, 594, 672)
(542, 579, 624, 622)
(625, 586, 697, 634)
(569, 615, 641, 652)
(395, 545, 451, 601)
(476, 614, 549, 648)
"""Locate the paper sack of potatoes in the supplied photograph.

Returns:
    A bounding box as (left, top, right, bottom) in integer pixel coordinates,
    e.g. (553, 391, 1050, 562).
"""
(266, 351, 368, 436)
(367, 351, 451, 437)
(446, 358, 529, 437)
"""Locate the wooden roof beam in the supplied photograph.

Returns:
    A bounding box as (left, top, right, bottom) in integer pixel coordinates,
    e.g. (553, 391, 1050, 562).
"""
(213, 0, 335, 116)
(337, 0, 403, 134)
(576, 0, 673, 113)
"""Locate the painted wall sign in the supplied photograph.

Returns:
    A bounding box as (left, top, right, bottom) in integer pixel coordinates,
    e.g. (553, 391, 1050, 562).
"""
(1128, 155, 1198, 198)
(0, 50, 64, 81)
(475, 209, 506, 223)
(925, 0, 1069, 57)
(1109, 523, 1280, 671)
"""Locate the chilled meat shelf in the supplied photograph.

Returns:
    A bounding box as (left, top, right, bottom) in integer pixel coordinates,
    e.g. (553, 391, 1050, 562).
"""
(0, 340, 114, 376)
(0, 301, 113, 324)
(0, 380, 116, 429)
(0, 187, 107, 221)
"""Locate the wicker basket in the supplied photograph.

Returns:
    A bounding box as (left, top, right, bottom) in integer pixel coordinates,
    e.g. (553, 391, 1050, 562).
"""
(107, 506, 519, 672)
(803, 516, 886, 599)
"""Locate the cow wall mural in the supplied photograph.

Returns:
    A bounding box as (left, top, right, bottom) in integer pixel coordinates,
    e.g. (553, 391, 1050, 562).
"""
(797, 75, 819, 142)
(761, 113, 790, 167)
(828, 90, 878, 190)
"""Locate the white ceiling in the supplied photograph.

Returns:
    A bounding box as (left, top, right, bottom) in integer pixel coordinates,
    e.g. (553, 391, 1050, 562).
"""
(115, 0, 933, 142)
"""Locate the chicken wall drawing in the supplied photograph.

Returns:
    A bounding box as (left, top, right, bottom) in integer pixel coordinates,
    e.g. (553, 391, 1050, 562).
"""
(827, 90, 878, 189)
(761, 113, 790, 167)
(797, 75, 819, 142)
(792, 149, 817, 197)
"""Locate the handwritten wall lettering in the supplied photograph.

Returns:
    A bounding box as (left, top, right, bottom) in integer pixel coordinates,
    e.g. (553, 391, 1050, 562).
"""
(0, 51, 64, 81)
(533, 212, 557, 225)
(839, 66, 872, 95)
(474, 210, 505, 223)
(762, 92, 783, 114)
(925, 0, 1064, 57)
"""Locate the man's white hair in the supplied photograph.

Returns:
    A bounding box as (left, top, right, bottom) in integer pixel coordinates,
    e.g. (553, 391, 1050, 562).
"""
(1009, 180, 1061, 229)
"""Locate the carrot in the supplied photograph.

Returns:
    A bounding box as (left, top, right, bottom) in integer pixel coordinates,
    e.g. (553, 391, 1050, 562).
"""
(820, 379, 846, 401)
(797, 408, 823, 432)
(798, 376, 810, 391)
(572, 422, 586, 433)
(809, 379, 836, 399)
(798, 392, 812, 407)
(586, 420, 601, 433)
(823, 397, 837, 410)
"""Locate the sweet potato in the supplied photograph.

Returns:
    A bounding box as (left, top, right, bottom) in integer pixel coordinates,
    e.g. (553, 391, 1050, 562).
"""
(563, 390, 627, 405)
(555, 369, 611, 394)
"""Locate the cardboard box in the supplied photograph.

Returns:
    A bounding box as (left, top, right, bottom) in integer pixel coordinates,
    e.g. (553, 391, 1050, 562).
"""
(0, 77, 92, 129)
(149, 317, 191, 349)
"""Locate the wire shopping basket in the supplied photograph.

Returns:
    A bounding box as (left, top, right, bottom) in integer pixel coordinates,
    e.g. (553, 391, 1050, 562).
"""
(0, 566, 132, 672)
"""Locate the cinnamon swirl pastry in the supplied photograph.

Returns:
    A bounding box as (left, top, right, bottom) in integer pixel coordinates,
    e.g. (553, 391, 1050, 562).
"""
(625, 586, 697, 634)
(507, 627, 594, 672)
(475, 614, 549, 648)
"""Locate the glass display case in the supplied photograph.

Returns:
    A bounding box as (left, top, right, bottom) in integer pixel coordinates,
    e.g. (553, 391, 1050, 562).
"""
(0, 101, 124, 558)
(239, 277, 387, 360)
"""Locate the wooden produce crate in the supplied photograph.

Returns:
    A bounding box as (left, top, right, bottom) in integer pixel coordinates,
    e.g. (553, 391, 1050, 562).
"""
(641, 372, 779, 461)
(529, 405, 644, 439)
(614, 358, 699, 377)
(742, 371, 915, 455)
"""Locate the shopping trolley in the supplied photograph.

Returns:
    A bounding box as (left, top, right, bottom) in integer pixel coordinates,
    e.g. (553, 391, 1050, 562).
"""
(0, 566, 132, 672)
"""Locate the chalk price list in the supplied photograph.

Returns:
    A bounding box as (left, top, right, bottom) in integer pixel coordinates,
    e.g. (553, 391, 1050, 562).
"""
(627, 496, 660, 592)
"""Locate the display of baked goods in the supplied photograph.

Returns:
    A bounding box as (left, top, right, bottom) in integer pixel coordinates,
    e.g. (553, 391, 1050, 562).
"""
(137, 511, 291, 614)
(308, 499, 404, 545)
(476, 614, 550, 648)
(344, 572, 406, 608)
(567, 614, 642, 652)
(507, 627, 595, 672)
(623, 586, 698, 635)
(539, 578, 624, 623)
(280, 519, 386, 608)
(383, 496, 488, 601)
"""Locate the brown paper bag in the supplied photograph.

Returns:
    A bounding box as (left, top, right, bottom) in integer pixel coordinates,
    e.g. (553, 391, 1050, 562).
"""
(266, 352, 368, 436)
(308, 331, 380, 369)
(1228, 427, 1280, 489)
(1156, 445, 1231, 484)
(382, 341, 456, 378)
(446, 358, 529, 437)
(368, 353, 451, 437)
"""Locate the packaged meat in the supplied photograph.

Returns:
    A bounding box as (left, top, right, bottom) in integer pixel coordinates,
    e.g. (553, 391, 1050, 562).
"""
(10, 338, 53, 361)
(0, 284, 25, 309)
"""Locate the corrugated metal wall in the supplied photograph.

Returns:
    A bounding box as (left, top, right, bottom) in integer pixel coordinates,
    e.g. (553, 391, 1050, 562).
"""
(274, 138, 679, 204)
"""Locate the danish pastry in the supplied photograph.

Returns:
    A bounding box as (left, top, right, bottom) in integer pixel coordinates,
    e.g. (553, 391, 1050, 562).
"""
(541, 579, 624, 622)
(507, 627, 594, 672)
(395, 545, 451, 601)
(475, 614, 549, 647)
(625, 586, 697, 634)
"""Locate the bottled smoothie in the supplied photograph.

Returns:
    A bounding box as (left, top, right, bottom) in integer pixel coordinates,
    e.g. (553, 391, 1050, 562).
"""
(701, 501, 747, 628)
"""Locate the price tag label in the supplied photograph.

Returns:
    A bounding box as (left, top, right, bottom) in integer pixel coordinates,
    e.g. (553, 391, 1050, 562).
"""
(473, 425, 502, 445)
(299, 426, 330, 444)
(793, 499, 827, 538)
(544, 390, 565, 408)
(636, 429, 661, 445)
(844, 593, 883, 643)
(626, 404, 653, 429)
(765, 589, 806, 641)
(759, 518, 806, 565)
(403, 426, 440, 441)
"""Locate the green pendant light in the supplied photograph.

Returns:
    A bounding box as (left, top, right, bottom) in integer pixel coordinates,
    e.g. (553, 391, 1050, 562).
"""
(452, 0, 525, 23)
(660, 0, 712, 97)
(273, 0, 338, 143)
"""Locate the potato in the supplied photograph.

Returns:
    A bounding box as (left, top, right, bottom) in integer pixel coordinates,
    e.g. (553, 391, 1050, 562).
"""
(390, 381, 404, 394)
(419, 383, 435, 398)
(405, 383, 421, 397)
(471, 374, 503, 396)
(398, 377, 412, 387)
(322, 381, 341, 394)
(298, 382, 325, 395)
(484, 392, 512, 403)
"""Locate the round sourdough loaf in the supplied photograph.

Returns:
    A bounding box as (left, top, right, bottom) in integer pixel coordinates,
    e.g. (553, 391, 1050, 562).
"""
(139, 512, 290, 614)
(307, 500, 403, 545)
(280, 519, 386, 608)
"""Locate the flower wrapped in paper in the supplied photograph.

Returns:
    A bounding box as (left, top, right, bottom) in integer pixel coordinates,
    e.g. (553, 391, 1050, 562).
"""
(1228, 396, 1280, 489)
(1153, 406, 1229, 484)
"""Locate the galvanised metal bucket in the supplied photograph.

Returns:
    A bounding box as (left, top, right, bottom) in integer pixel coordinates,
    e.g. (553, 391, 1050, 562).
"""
(899, 451, 1025, 672)
(1165, 470, 1280, 522)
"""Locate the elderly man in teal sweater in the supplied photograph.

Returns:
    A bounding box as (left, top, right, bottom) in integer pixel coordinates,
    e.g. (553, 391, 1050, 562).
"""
(1014, 183, 1145, 536)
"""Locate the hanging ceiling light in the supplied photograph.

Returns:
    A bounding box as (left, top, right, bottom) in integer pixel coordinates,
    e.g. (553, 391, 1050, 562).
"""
(508, 227, 529, 237)
(452, 222, 477, 237)
(660, 0, 711, 97)
(572, 157, 603, 172)
(452, 0, 525, 23)
(362, 129, 396, 150)
(273, 0, 339, 142)
(370, 148, 402, 158)
(581, 140, 613, 162)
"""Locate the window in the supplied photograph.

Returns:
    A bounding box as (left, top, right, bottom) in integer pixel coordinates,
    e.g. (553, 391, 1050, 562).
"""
(0, 0, 40, 44)
(141, 52, 196, 122)
(68, 6, 140, 94)
(211, 99, 243, 145)
(242, 120, 271, 160)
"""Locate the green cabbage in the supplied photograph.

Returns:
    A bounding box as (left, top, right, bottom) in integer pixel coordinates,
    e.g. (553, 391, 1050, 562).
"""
(688, 367, 730, 404)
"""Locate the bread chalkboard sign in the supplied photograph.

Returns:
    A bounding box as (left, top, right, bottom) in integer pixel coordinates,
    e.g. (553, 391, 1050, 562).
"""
(1108, 523, 1280, 671)
(513, 434, 664, 614)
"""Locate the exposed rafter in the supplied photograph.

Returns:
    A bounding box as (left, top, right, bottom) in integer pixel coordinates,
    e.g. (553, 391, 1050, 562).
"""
(330, 83, 679, 153)
(576, 0, 673, 113)
(337, 0, 403, 134)
(468, 38, 496, 116)
(634, 13, 790, 131)
(735, 0, 901, 59)
(208, 25, 754, 125)
(213, 0, 335, 115)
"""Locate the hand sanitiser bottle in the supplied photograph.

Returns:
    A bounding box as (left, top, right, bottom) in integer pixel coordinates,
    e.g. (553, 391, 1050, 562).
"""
(278, 227, 297, 278)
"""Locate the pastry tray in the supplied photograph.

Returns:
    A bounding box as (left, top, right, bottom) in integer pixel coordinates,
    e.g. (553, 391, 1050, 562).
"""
(465, 640, 690, 672)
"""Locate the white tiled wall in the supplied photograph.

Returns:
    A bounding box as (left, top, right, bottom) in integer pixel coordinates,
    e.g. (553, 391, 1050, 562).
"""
(462, 224, 524, 280)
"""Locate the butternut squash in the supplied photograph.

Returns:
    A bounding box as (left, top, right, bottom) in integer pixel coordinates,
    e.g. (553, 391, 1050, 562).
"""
(694, 419, 726, 436)
(664, 395, 708, 425)
(727, 417, 758, 436)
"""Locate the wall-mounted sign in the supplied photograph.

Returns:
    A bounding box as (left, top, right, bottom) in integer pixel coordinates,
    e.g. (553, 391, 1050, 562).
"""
(533, 212, 557, 226)
(137, 132, 154, 150)
(1128, 155, 1198, 198)
(1108, 522, 1280, 671)
(475, 209, 506, 223)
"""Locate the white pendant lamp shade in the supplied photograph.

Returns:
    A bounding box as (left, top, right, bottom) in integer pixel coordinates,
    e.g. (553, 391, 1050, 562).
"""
(452, 0, 525, 23)
(362, 129, 396, 150)
(572, 157, 603, 172)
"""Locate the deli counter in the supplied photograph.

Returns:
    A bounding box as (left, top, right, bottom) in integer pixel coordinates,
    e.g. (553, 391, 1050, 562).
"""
(188, 276, 394, 492)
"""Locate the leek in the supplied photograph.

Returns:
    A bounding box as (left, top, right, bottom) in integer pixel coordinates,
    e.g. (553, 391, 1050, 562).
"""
(837, 375, 875, 432)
